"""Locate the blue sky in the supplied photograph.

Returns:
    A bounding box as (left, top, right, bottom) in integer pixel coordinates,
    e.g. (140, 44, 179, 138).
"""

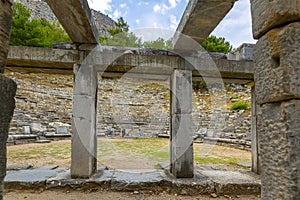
(87, 0, 257, 48)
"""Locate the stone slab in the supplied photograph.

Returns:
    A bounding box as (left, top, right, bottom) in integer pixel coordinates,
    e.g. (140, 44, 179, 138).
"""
(93, 170, 114, 184)
(251, 0, 300, 39)
(4, 167, 261, 195)
(257, 100, 300, 199)
(198, 170, 261, 195)
(254, 22, 300, 104)
(4, 169, 58, 189)
(38, 165, 59, 170)
(111, 169, 163, 191)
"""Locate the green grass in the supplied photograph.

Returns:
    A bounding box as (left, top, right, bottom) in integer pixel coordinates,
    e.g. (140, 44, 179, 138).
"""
(97, 138, 250, 167)
(98, 138, 170, 161)
(230, 101, 249, 110)
(8, 139, 251, 169)
(8, 143, 71, 160)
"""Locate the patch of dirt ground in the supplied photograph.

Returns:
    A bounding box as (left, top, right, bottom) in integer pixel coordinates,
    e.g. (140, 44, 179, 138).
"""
(4, 190, 261, 200)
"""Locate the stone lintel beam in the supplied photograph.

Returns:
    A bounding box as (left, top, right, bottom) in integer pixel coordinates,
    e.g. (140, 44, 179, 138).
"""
(6, 46, 254, 83)
(173, 0, 237, 50)
(45, 0, 99, 44)
(7, 46, 79, 70)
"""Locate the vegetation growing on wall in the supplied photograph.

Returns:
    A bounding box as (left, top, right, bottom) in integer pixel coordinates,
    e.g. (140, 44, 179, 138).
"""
(10, 2, 70, 48)
(230, 101, 249, 111)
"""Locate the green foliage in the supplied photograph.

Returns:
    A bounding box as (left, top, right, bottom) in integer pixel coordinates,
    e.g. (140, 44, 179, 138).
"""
(10, 2, 70, 48)
(143, 37, 172, 50)
(100, 31, 142, 48)
(230, 101, 249, 111)
(100, 17, 141, 48)
(100, 18, 233, 53)
(201, 35, 233, 53)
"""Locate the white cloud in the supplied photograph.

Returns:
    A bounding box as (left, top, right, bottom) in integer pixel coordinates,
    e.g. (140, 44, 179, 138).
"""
(113, 10, 121, 19)
(153, 4, 162, 13)
(136, 19, 140, 24)
(120, 3, 127, 8)
(169, 14, 178, 29)
(87, 0, 112, 12)
(153, 0, 181, 14)
(138, 1, 149, 6)
(169, 0, 181, 8)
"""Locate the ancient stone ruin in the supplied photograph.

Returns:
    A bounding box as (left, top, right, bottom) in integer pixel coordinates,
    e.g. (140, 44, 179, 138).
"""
(0, 0, 299, 199)
(0, 1, 16, 199)
(250, 0, 300, 198)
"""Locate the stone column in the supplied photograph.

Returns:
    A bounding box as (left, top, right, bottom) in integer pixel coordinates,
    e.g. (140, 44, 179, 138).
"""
(251, 0, 300, 199)
(251, 86, 260, 174)
(0, 76, 16, 199)
(0, 0, 14, 73)
(170, 70, 194, 178)
(0, 1, 15, 199)
(71, 64, 98, 178)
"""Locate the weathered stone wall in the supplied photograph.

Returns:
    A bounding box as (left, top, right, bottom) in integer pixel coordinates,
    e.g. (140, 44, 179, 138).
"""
(0, 0, 14, 74)
(0, 1, 15, 199)
(251, 0, 300, 199)
(0, 75, 16, 199)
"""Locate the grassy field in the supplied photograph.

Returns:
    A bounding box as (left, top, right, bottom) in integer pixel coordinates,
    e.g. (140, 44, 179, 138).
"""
(7, 138, 251, 170)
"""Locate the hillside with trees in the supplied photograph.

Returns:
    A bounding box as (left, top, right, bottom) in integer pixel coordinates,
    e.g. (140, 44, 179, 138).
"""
(10, 2, 233, 53)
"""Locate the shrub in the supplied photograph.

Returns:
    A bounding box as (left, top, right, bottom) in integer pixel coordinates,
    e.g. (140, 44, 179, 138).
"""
(230, 101, 249, 110)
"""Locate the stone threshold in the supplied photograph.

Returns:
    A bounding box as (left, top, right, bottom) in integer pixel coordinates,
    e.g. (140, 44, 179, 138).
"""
(4, 165, 261, 195)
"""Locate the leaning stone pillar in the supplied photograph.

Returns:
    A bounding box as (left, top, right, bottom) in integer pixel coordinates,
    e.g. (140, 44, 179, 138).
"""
(251, 0, 300, 198)
(71, 64, 98, 178)
(250, 85, 260, 174)
(170, 69, 194, 178)
(0, 76, 16, 200)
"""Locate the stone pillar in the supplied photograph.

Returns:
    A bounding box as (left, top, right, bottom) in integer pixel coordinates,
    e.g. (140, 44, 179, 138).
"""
(0, 0, 14, 73)
(170, 70, 194, 178)
(0, 75, 16, 199)
(251, 86, 260, 174)
(0, 1, 15, 199)
(71, 64, 98, 178)
(251, 0, 300, 199)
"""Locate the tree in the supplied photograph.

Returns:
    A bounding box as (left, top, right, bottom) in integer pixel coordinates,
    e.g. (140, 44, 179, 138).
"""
(201, 35, 232, 53)
(10, 2, 70, 48)
(100, 17, 142, 48)
(143, 37, 173, 50)
(9, 2, 31, 46)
